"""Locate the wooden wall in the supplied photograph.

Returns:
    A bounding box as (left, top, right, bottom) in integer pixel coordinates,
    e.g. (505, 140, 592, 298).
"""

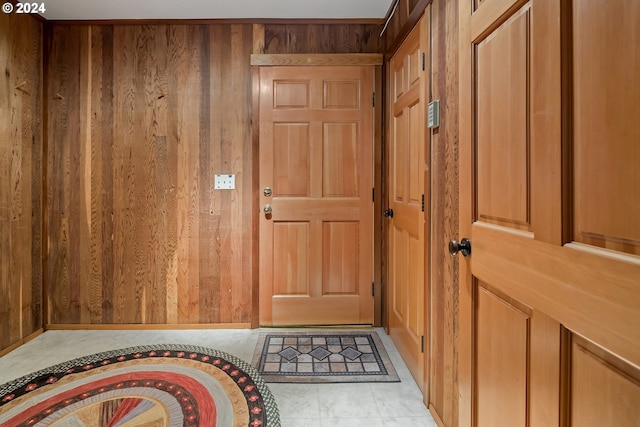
(382, 0, 431, 55)
(261, 24, 380, 54)
(428, 1, 459, 426)
(0, 13, 43, 352)
(45, 23, 381, 326)
(262, 24, 380, 53)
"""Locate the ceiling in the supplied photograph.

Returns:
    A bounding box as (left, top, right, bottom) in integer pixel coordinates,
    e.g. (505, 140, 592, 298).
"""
(40, 0, 394, 21)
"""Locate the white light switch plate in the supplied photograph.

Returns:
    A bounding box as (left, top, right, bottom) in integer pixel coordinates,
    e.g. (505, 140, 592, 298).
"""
(214, 174, 235, 190)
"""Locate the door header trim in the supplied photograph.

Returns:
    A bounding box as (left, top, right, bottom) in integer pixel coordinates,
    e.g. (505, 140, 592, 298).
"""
(250, 53, 383, 66)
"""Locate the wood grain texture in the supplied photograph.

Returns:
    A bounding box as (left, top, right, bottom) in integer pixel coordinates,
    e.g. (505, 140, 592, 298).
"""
(373, 65, 383, 327)
(46, 24, 254, 325)
(428, 0, 459, 425)
(460, 1, 640, 425)
(572, 0, 640, 255)
(382, 0, 431, 57)
(46, 21, 378, 327)
(476, 285, 530, 427)
(0, 12, 43, 353)
(251, 53, 383, 66)
(259, 65, 374, 326)
(476, 6, 531, 229)
(249, 21, 384, 326)
(387, 19, 425, 391)
(263, 24, 381, 54)
(457, 0, 476, 424)
(571, 335, 640, 427)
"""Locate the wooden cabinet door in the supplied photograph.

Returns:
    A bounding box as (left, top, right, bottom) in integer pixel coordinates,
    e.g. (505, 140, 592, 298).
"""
(459, 0, 640, 426)
(258, 65, 374, 326)
(387, 18, 428, 390)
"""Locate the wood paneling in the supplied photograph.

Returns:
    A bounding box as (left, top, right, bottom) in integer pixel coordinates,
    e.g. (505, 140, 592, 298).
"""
(382, 0, 431, 57)
(572, 0, 640, 255)
(322, 222, 359, 294)
(0, 13, 43, 352)
(44, 22, 379, 328)
(274, 81, 309, 108)
(476, 7, 530, 229)
(273, 123, 310, 197)
(46, 24, 254, 325)
(428, 0, 459, 425)
(323, 123, 358, 197)
(263, 24, 381, 54)
(251, 53, 383, 66)
(476, 285, 530, 427)
(323, 81, 359, 109)
(273, 222, 309, 295)
(571, 336, 640, 427)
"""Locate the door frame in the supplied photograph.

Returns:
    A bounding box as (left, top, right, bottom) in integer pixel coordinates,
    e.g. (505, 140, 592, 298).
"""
(250, 54, 384, 327)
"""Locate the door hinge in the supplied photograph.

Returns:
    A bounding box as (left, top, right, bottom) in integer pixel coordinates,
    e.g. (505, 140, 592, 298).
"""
(422, 52, 425, 71)
(372, 188, 375, 202)
(421, 194, 425, 212)
(372, 282, 375, 297)
(421, 336, 424, 353)
(372, 92, 375, 107)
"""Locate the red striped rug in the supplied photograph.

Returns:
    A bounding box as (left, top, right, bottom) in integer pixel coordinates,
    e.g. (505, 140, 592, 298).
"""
(0, 345, 280, 427)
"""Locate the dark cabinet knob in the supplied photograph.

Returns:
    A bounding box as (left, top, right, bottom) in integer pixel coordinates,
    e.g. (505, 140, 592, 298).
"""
(384, 209, 394, 218)
(449, 238, 471, 257)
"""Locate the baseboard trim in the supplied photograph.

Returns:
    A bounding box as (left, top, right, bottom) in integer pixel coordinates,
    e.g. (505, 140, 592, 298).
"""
(0, 328, 44, 357)
(44, 323, 252, 331)
(429, 403, 447, 427)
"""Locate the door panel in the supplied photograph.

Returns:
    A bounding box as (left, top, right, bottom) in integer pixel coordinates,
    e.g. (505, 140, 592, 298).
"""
(387, 18, 427, 390)
(323, 123, 358, 197)
(459, 0, 640, 426)
(273, 123, 309, 196)
(259, 66, 374, 326)
(476, 284, 529, 427)
(571, 336, 640, 427)
(322, 221, 359, 294)
(572, 0, 640, 254)
(476, 7, 530, 229)
(273, 223, 309, 295)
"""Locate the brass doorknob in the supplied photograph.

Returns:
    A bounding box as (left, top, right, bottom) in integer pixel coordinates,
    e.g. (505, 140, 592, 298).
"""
(264, 204, 272, 214)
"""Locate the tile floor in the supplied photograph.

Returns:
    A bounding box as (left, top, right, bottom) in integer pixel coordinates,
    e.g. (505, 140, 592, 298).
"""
(0, 327, 438, 427)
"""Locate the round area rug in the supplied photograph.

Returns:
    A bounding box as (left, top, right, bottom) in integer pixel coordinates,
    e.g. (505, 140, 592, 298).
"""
(0, 344, 280, 427)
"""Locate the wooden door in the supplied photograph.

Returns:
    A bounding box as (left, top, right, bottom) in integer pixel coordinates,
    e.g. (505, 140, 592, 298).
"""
(387, 18, 428, 389)
(459, 1, 640, 426)
(258, 65, 374, 326)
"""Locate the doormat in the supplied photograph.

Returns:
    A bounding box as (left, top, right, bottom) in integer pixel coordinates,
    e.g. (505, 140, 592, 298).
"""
(252, 331, 400, 383)
(0, 344, 280, 427)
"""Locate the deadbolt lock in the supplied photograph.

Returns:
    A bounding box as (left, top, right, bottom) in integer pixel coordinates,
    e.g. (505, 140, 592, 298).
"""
(264, 187, 272, 197)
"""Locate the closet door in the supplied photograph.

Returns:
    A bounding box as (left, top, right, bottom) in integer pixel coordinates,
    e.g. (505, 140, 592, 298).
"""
(458, 0, 640, 426)
(387, 15, 429, 390)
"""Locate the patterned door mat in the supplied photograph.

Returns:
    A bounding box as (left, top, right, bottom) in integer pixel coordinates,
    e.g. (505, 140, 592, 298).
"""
(252, 331, 400, 383)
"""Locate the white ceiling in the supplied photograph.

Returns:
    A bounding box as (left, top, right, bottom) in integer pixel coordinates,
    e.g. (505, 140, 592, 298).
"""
(40, 0, 394, 21)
